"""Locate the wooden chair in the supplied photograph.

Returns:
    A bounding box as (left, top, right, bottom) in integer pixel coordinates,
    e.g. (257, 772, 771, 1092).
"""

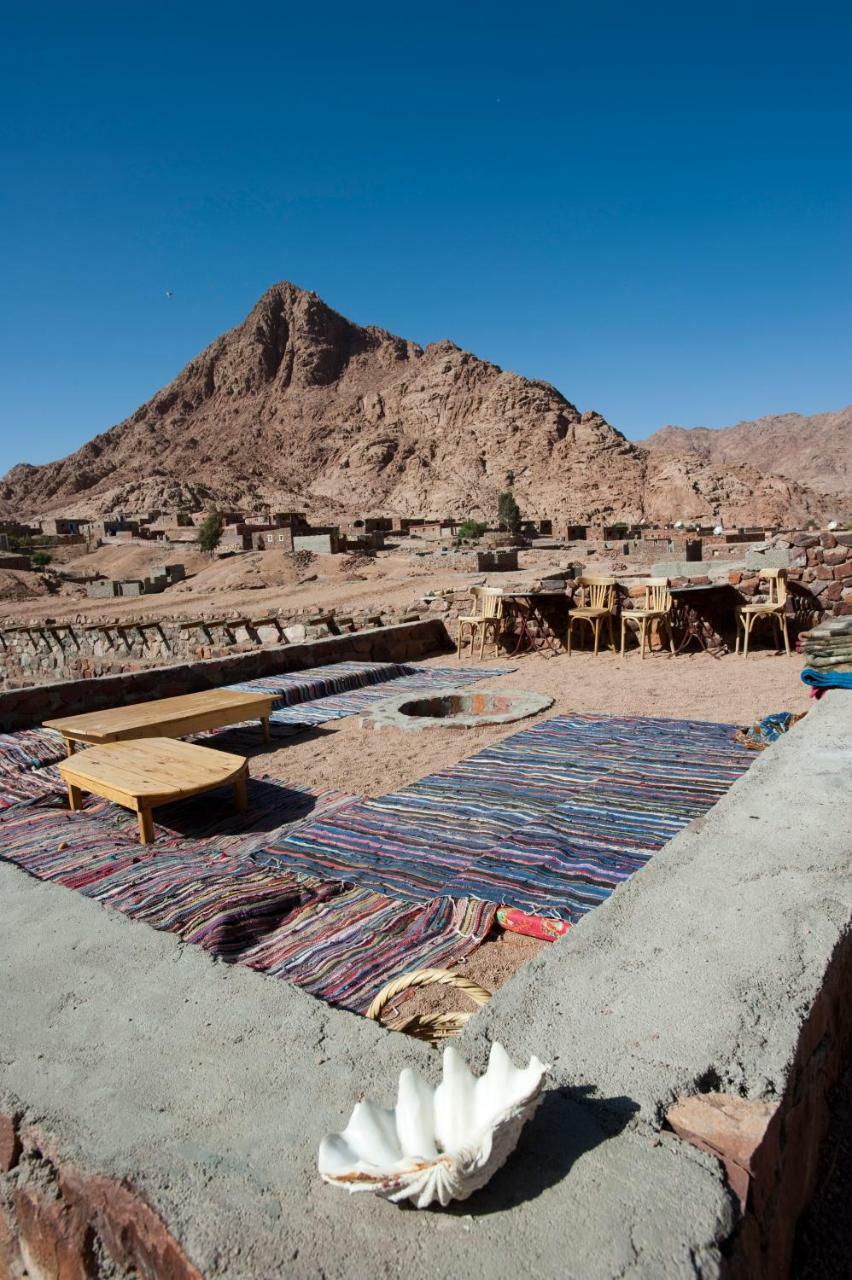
(566, 576, 616, 656)
(620, 577, 676, 658)
(456, 586, 504, 660)
(735, 568, 791, 657)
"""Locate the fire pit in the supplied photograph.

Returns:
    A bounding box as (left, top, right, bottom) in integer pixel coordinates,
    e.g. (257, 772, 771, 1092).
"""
(361, 687, 554, 732)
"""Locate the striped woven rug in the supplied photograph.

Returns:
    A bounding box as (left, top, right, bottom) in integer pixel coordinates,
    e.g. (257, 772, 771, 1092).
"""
(0, 728, 68, 809)
(262, 664, 514, 727)
(254, 713, 754, 923)
(0, 790, 491, 1013)
(239, 888, 495, 1012)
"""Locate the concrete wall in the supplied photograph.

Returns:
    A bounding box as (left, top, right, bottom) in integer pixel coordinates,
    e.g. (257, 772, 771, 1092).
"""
(0, 619, 449, 731)
(0, 693, 849, 1277)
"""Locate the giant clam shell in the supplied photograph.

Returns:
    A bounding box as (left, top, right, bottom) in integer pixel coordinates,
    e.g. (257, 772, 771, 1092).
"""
(318, 1042, 547, 1208)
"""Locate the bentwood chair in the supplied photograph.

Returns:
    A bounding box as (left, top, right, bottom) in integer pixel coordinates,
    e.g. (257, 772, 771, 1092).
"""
(457, 586, 504, 661)
(735, 568, 791, 657)
(566, 576, 616, 656)
(620, 577, 676, 658)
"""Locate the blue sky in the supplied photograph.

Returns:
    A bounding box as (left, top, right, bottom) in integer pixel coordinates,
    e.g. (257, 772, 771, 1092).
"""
(1, 1, 850, 475)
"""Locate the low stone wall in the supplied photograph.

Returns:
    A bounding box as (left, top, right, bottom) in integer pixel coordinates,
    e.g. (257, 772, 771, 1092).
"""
(0, 693, 849, 1277)
(0, 619, 450, 731)
(0, 601, 425, 691)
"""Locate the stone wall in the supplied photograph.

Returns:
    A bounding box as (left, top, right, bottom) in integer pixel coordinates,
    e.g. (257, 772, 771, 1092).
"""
(775, 529, 852, 616)
(0, 601, 425, 691)
(0, 619, 449, 731)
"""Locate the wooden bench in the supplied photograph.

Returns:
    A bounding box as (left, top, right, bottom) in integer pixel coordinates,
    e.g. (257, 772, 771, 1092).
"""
(58, 738, 249, 844)
(44, 689, 276, 756)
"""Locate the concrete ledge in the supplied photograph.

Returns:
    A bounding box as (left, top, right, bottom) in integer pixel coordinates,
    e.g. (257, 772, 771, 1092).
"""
(0, 619, 451, 731)
(0, 693, 850, 1277)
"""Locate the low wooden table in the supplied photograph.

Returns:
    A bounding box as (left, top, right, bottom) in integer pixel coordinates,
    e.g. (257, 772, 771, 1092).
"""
(58, 737, 249, 844)
(44, 689, 276, 756)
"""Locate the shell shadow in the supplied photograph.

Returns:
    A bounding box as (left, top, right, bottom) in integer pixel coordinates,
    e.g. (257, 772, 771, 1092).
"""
(438, 1086, 640, 1217)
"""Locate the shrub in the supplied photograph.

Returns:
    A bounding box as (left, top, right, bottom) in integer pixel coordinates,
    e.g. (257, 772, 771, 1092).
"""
(31, 550, 51, 569)
(198, 507, 223, 552)
(457, 519, 487, 542)
(497, 491, 522, 535)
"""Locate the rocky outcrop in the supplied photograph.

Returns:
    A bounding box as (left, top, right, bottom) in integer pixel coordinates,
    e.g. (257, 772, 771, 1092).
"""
(0, 283, 836, 525)
(643, 407, 852, 504)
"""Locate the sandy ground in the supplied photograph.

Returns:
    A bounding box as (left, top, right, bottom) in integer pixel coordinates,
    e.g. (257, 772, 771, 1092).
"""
(242, 647, 810, 798)
(0, 544, 581, 623)
(3, 542, 811, 1023)
(229, 646, 808, 1020)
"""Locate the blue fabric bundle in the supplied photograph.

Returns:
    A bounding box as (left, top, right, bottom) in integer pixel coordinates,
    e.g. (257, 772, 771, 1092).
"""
(801, 667, 852, 690)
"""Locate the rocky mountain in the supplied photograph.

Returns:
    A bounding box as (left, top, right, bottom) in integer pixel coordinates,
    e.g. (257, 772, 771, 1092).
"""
(643, 408, 852, 502)
(0, 283, 837, 526)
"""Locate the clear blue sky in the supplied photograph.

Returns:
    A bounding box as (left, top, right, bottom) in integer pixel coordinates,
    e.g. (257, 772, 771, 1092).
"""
(1, 1, 850, 475)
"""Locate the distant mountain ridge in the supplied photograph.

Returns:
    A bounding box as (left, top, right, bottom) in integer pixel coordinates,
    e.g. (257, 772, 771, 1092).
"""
(642, 407, 852, 502)
(0, 282, 840, 526)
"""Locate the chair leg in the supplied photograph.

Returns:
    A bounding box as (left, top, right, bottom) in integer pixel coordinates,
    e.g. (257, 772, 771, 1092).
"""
(640, 618, 647, 659)
(620, 616, 627, 657)
(743, 614, 752, 658)
(456, 622, 463, 660)
(478, 621, 486, 662)
(593, 617, 601, 657)
(780, 613, 790, 657)
(667, 618, 676, 656)
(607, 613, 616, 653)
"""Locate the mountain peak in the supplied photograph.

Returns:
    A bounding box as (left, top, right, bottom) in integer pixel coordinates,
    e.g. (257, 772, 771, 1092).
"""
(0, 285, 839, 525)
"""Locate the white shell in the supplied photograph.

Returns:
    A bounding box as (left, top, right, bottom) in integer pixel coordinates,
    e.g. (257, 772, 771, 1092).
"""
(318, 1042, 547, 1208)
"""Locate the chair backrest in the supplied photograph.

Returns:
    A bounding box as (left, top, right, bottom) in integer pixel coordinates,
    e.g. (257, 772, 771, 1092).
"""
(577, 576, 615, 609)
(472, 585, 504, 618)
(761, 567, 787, 606)
(642, 577, 672, 612)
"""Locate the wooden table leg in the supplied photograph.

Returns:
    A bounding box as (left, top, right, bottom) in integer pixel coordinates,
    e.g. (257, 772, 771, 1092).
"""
(260, 716, 271, 742)
(233, 768, 248, 814)
(65, 738, 76, 757)
(67, 783, 84, 811)
(136, 806, 155, 844)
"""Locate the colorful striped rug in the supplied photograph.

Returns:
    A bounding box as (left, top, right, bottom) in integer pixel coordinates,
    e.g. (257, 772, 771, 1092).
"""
(0, 728, 68, 809)
(225, 659, 417, 708)
(254, 713, 754, 923)
(0, 801, 494, 1012)
(262, 664, 515, 727)
(194, 661, 513, 745)
(239, 888, 495, 1013)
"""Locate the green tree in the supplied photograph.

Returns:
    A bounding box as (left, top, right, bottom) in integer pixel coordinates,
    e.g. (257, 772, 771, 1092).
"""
(198, 507, 223, 552)
(457, 519, 487, 542)
(497, 491, 522, 535)
(31, 550, 52, 569)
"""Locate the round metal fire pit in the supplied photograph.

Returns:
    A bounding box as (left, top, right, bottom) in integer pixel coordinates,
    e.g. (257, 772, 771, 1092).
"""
(361, 687, 554, 732)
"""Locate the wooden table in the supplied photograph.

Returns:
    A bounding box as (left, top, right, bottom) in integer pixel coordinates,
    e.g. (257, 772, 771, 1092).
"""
(669, 584, 732, 658)
(58, 738, 249, 844)
(501, 592, 569, 655)
(44, 689, 276, 756)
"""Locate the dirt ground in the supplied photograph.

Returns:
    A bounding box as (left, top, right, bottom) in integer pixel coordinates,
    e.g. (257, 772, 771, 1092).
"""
(244, 647, 810, 798)
(233, 645, 808, 1020)
(0, 543, 603, 623)
(3, 543, 812, 1021)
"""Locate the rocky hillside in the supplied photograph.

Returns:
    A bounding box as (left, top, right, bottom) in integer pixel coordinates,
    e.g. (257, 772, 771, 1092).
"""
(0, 283, 836, 526)
(643, 408, 852, 502)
